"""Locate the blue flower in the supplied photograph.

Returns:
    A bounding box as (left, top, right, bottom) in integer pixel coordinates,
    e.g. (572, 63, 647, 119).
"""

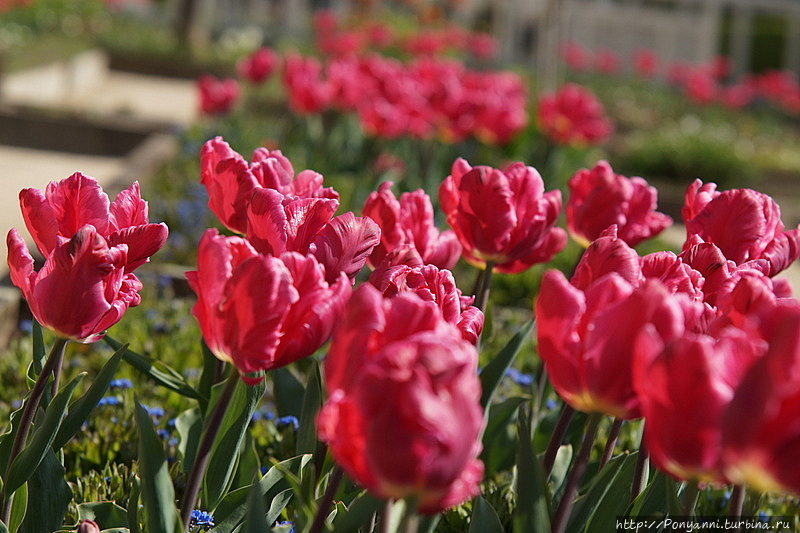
(141, 404, 166, 419)
(275, 416, 299, 431)
(545, 399, 558, 410)
(18, 319, 33, 334)
(505, 367, 534, 387)
(109, 378, 133, 390)
(189, 509, 214, 527)
(98, 396, 123, 407)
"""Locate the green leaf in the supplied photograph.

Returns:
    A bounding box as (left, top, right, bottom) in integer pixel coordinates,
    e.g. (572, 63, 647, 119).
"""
(513, 406, 550, 533)
(175, 407, 202, 474)
(6, 372, 84, 494)
(77, 501, 129, 528)
(480, 321, 533, 411)
(8, 482, 27, 533)
(296, 360, 323, 456)
(52, 345, 126, 449)
(265, 489, 293, 527)
(331, 491, 384, 533)
(0, 398, 27, 480)
(104, 335, 201, 401)
(213, 455, 309, 533)
(135, 401, 182, 533)
(0, 519, 8, 533)
(242, 476, 268, 533)
(28, 321, 46, 381)
(18, 450, 72, 533)
(272, 367, 304, 418)
(469, 496, 504, 533)
(127, 475, 141, 533)
(203, 378, 266, 510)
(566, 452, 637, 533)
(481, 396, 528, 475)
(627, 471, 682, 517)
(197, 341, 219, 413)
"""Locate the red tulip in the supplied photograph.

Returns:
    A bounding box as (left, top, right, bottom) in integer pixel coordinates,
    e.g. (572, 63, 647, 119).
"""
(317, 285, 483, 513)
(363, 182, 461, 270)
(200, 136, 338, 234)
(721, 304, 800, 493)
(536, 83, 613, 146)
(196, 74, 239, 115)
(594, 49, 621, 75)
(633, 49, 659, 79)
(246, 189, 380, 284)
(536, 274, 687, 419)
(566, 161, 672, 247)
(282, 54, 334, 114)
(186, 229, 350, 384)
(634, 325, 764, 483)
(571, 225, 641, 291)
(369, 263, 484, 344)
(682, 179, 800, 276)
(8, 173, 167, 342)
(439, 158, 566, 274)
(237, 47, 279, 84)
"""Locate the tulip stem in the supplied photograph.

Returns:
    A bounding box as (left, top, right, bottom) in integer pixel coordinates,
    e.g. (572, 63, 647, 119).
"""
(630, 424, 650, 504)
(552, 412, 603, 533)
(474, 261, 495, 312)
(728, 485, 745, 518)
(599, 418, 623, 470)
(542, 403, 575, 476)
(681, 479, 700, 516)
(308, 465, 344, 533)
(1, 336, 68, 523)
(180, 370, 240, 528)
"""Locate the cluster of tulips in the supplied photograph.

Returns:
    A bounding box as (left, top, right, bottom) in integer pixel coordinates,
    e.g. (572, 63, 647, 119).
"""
(6, 131, 800, 530)
(198, 47, 528, 146)
(564, 41, 800, 114)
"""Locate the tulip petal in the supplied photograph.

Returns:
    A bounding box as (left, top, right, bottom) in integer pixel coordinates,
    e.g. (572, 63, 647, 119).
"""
(6, 229, 35, 298)
(311, 212, 380, 284)
(109, 181, 148, 231)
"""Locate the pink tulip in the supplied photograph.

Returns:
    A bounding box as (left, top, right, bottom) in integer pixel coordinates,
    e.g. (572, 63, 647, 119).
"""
(317, 285, 483, 513)
(439, 158, 566, 274)
(682, 179, 800, 277)
(196, 74, 239, 115)
(536, 83, 613, 146)
(246, 189, 380, 284)
(8, 173, 167, 342)
(634, 325, 763, 483)
(237, 47, 279, 84)
(282, 54, 334, 114)
(567, 160, 672, 247)
(721, 304, 800, 493)
(633, 49, 659, 79)
(186, 229, 349, 384)
(536, 273, 686, 419)
(200, 136, 338, 234)
(363, 182, 461, 270)
(369, 263, 484, 344)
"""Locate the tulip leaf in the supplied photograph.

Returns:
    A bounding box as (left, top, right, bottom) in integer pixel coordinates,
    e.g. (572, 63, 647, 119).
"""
(104, 335, 202, 401)
(0, 520, 7, 533)
(202, 377, 266, 510)
(18, 450, 72, 533)
(77, 501, 129, 528)
(242, 475, 268, 533)
(52, 344, 126, 450)
(0, 399, 27, 481)
(469, 496, 504, 533)
(513, 405, 550, 533)
(273, 366, 305, 418)
(134, 400, 183, 533)
(566, 451, 637, 533)
(6, 372, 84, 495)
(480, 320, 533, 411)
(175, 407, 202, 474)
(127, 475, 141, 533)
(197, 341, 220, 412)
(29, 320, 46, 378)
(481, 396, 528, 475)
(627, 471, 682, 517)
(212, 454, 308, 533)
(331, 491, 384, 533)
(8, 482, 27, 533)
(296, 359, 323, 456)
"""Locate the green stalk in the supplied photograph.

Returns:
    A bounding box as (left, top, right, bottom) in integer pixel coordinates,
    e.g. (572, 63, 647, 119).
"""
(630, 423, 650, 503)
(0, 336, 68, 523)
(308, 466, 344, 533)
(551, 412, 603, 533)
(474, 261, 495, 312)
(681, 479, 700, 516)
(599, 418, 623, 470)
(542, 403, 576, 476)
(180, 370, 240, 528)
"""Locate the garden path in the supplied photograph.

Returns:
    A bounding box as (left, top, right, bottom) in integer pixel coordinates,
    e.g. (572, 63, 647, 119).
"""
(1, 60, 197, 279)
